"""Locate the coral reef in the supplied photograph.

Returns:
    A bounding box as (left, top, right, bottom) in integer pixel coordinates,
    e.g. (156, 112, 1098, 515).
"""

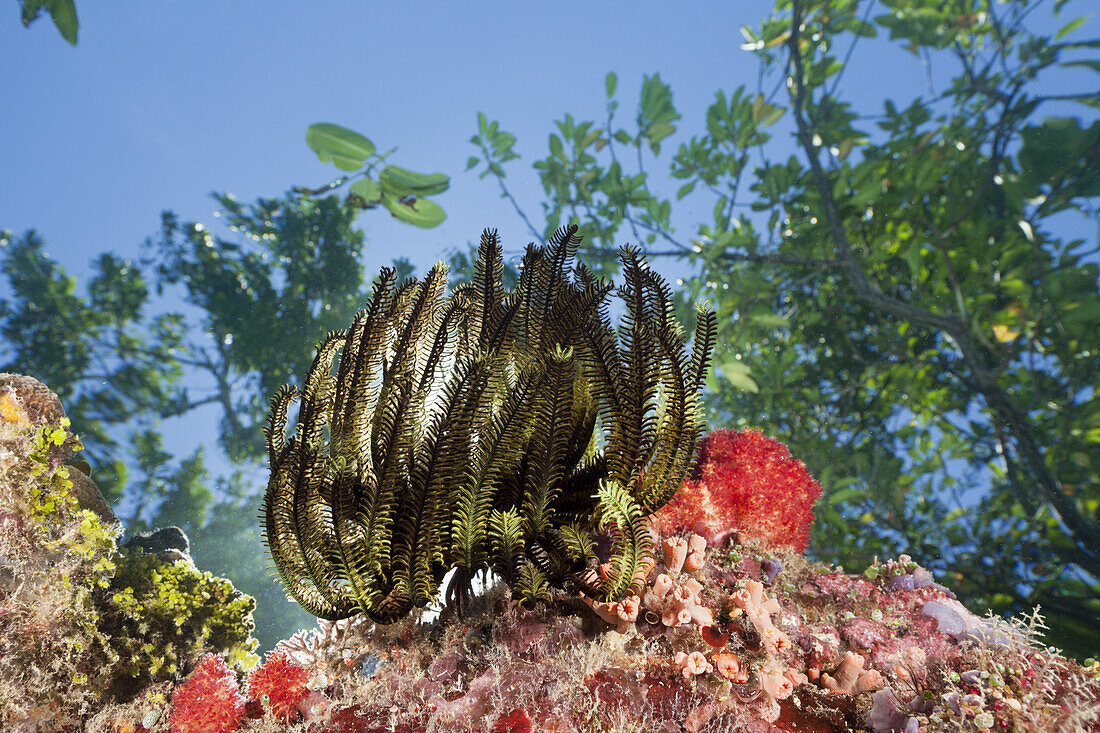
(102, 528, 1093, 732)
(74, 419, 1100, 732)
(98, 543, 259, 699)
(4, 379, 1099, 730)
(0, 375, 259, 730)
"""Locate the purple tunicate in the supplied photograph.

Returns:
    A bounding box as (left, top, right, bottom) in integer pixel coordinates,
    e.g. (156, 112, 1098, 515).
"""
(960, 669, 983, 686)
(923, 598, 1022, 652)
(762, 557, 783, 584)
(910, 568, 934, 587)
(922, 598, 982, 638)
(885, 567, 935, 592)
(869, 689, 925, 733)
(868, 688, 908, 732)
(960, 623, 1020, 653)
(885, 574, 918, 592)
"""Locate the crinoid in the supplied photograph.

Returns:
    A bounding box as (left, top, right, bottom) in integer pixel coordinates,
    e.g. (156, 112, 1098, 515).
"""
(262, 226, 716, 623)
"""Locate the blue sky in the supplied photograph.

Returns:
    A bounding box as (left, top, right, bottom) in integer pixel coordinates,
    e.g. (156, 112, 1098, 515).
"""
(2, 0, 944, 280)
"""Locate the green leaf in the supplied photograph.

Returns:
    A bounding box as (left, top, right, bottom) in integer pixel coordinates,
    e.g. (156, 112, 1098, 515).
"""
(1056, 16, 1087, 40)
(379, 165, 450, 196)
(765, 29, 791, 49)
(752, 94, 765, 123)
(549, 134, 564, 160)
(645, 122, 677, 151)
(638, 73, 680, 154)
(305, 123, 376, 171)
(349, 179, 382, 204)
(720, 358, 751, 375)
(760, 105, 786, 127)
(676, 181, 697, 199)
(45, 0, 78, 45)
(717, 360, 758, 393)
(21, 0, 46, 26)
(605, 71, 618, 99)
(382, 193, 446, 228)
(906, 241, 922, 279)
(465, 156, 480, 171)
(837, 138, 856, 162)
(750, 312, 788, 328)
(829, 488, 865, 505)
(1060, 59, 1100, 73)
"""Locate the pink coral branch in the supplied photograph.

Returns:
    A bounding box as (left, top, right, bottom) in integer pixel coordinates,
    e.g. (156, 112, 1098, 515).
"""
(730, 579, 791, 656)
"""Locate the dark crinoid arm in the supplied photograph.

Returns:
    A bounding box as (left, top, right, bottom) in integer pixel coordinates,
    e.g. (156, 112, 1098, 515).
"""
(262, 226, 715, 623)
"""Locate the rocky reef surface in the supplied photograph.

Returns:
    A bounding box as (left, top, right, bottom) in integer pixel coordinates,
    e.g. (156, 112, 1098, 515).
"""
(0, 374, 1097, 732)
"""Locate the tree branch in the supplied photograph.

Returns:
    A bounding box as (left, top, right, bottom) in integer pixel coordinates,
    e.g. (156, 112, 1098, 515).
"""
(785, 0, 1100, 575)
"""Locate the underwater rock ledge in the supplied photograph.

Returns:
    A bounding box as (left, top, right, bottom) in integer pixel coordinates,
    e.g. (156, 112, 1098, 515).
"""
(1, 374, 1098, 732)
(0, 374, 258, 731)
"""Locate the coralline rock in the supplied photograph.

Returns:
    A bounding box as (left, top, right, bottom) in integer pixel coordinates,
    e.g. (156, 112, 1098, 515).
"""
(68, 462, 117, 525)
(0, 373, 66, 426)
(122, 525, 192, 565)
(0, 372, 117, 524)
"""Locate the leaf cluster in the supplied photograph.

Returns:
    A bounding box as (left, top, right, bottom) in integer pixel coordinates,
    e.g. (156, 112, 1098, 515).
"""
(262, 226, 715, 622)
(18, 0, 78, 45)
(301, 123, 451, 229)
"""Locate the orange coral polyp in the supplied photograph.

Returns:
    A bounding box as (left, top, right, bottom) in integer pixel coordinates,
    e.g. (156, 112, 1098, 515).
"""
(674, 650, 713, 679)
(713, 651, 748, 682)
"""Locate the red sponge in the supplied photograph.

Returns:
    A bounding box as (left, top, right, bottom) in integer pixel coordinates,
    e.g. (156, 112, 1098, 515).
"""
(169, 654, 245, 733)
(247, 650, 311, 722)
(651, 429, 822, 552)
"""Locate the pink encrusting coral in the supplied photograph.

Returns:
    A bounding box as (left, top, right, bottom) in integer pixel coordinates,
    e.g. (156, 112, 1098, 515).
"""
(650, 428, 822, 551)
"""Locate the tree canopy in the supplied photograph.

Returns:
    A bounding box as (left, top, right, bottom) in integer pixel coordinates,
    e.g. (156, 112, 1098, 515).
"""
(464, 0, 1100, 653)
